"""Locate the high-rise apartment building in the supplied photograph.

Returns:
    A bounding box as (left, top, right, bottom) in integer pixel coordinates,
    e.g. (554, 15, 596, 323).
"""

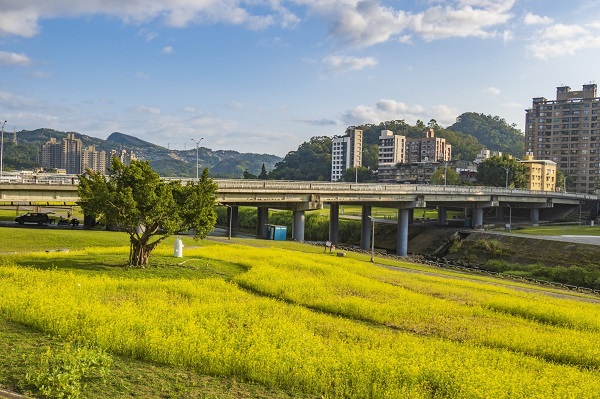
(39, 137, 62, 170)
(61, 133, 83, 174)
(525, 83, 599, 193)
(378, 130, 406, 167)
(40, 134, 135, 175)
(331, 129, 363, 181)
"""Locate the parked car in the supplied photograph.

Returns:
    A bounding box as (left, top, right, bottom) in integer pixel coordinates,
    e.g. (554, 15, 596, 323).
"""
(15, 212, 55, 225)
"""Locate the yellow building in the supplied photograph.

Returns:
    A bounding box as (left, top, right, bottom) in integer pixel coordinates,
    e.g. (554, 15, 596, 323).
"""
(519, 155, 557, 191)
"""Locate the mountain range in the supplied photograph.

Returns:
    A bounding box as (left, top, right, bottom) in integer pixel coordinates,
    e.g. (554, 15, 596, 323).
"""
(2, 128, 281, 178)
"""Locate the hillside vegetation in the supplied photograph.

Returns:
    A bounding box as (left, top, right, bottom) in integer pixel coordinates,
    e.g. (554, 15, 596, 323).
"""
(0, 228, 598, 398)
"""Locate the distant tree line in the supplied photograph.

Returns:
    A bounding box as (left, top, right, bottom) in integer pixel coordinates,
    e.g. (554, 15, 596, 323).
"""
(254, 113, 525, 182)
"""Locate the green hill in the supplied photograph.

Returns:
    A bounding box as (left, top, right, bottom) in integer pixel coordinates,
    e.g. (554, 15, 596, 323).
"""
(448, 112, 525, 157)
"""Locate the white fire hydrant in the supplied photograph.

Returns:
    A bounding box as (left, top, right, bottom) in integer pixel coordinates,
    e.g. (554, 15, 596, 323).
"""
(174, 237, 184, 258)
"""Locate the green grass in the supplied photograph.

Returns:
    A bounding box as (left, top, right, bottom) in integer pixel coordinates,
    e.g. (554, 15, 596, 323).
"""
(516, 224, 600, 236)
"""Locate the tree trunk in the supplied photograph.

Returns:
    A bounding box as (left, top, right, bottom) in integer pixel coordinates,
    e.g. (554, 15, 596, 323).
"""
(129, 240, 151, 266)
(128, 235, 164, 267)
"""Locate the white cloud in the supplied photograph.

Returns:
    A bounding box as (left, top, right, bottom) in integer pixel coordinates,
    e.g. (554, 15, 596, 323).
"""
(341, 99, 426, 125)
(323, 54, 378, 73)
(135, 71, 150, 79)
(137, 28, 157, 42)
(131, 106, 161, 115)
(527, 23, 600, 60)
(523, 12, 553, 26)
(412, 0, 515, 41)
(0, 0, 517, 50)
(162, 46, 174, 54)
(0, 51, 32, 66)
(430, 104, 459, 125)
(485, 86, 501, 96)
(0, 0, 297, 37)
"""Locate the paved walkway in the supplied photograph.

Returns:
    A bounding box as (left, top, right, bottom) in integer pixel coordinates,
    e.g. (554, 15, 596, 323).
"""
(484, 230, 600, 246)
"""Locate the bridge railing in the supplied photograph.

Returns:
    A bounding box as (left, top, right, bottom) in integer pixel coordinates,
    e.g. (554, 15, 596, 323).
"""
(1, 175, 597, 201)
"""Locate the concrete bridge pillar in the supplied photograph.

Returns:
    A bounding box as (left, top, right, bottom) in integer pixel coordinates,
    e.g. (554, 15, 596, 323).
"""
(257, 207, 269, 238)
(329, 204, 339, 244)
(231, 205, 240, 236)
(473, 207, 484, 229)
(496, 206, 505, 222)
(360, 205, 372, 250)
(437, 206, 447, 226)
(531, 208, 540, 224)
(397, 208, 410, 256)
(293, 210, 305, 242)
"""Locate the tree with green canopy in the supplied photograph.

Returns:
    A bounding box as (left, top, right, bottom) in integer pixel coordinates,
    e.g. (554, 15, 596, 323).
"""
(78, 158, 217, 266)
(476, 156, 527, 188)
(430, 165, 462, 185)
(340, 166, 376, 183)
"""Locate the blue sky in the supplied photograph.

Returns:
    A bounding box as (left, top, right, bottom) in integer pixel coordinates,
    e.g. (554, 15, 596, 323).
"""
(2, 0, 600, 156)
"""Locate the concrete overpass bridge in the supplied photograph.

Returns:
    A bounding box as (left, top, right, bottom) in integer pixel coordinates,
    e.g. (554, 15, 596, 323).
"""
(0, 176, 597, 256)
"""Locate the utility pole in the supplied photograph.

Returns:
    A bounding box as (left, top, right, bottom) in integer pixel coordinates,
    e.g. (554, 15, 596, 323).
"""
(190, 138, 204, 180)
(0, 120, 6, 179)
(502, 166, 510, 189)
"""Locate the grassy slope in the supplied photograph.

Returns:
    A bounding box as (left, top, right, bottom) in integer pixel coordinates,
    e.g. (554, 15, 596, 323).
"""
(1, 228, 599, 398)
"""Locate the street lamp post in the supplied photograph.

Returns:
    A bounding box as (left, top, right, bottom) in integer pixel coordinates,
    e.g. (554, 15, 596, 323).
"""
(368, 216, 375, 262)
(0, 120, 6, 179)
(225, 204, 232, 240)
(190, 138, 204, 180)
(444, 162, 448, 186)
(355, 166, 358, 184)
(501, 166, 510, 189)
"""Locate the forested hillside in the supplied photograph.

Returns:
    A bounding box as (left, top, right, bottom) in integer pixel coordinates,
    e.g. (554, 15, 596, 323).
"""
(448, 112, 525, 157)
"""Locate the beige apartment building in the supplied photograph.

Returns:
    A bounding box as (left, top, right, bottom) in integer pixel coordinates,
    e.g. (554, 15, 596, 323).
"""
(525, 83, 600, 193)
(520, 155, 557, 191)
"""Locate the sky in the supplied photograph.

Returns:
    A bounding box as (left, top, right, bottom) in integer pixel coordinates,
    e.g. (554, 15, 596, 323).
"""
(2, 0, 600, 157)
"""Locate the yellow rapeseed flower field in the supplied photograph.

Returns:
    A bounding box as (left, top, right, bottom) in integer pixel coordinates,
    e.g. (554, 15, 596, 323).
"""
(0, 242, 599, 398)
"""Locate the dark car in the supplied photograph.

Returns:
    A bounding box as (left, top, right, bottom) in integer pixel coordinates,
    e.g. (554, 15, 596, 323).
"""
(15, 212, 55, 225)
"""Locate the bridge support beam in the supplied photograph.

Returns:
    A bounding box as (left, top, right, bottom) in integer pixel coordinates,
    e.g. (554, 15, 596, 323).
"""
(360, 205, 372, 250)
(531, 208, 539, 224)
(293, 210, 305, 242)
(437, 206, 447, 226)
(397, 208, 410, 256)
(329, 204, 339, 244)
(473, 207, 484, 229)
(257, 207, 269, 238)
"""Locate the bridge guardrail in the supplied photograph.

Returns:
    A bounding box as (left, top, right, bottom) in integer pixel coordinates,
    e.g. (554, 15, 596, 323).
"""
(1, 176, 597, 201)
